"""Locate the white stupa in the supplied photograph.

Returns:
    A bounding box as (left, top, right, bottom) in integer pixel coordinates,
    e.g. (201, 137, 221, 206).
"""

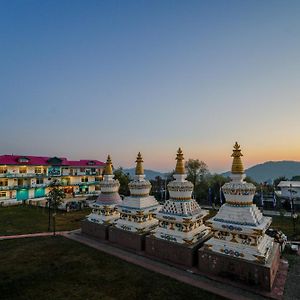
(115, 152, 160, 233)
(153, 148, 210, 244)
(204, 142, 274, 263)
(87, 155, 122, 224)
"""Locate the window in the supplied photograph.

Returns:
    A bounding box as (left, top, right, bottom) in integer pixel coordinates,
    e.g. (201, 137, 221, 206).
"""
(0, 180, 8, 186)
(80, 168, 85, 173)
(81, 177, 88, 183)
(18, 157, 29, 163)
(0, 167, 7, 174)
(19, 167, 27, 174)
(35, 167, 43, 174)
(0, 191, 6, 198)
(36, 178, 44, 184)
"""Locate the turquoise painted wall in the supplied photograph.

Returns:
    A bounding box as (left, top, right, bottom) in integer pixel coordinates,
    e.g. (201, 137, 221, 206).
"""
(16, 189, 29, 200)
(34, 188, 45, 198)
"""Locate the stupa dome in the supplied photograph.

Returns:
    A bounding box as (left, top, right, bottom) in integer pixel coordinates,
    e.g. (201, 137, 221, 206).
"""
(222, 143, 256, 206)
(128, 152, 152, 197)
(97, 155, 121, 204)
(167, 148, 194, 200)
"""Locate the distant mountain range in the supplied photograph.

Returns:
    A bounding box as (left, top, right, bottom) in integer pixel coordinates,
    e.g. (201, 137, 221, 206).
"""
(125, 160, 300, 183)
(222, 161, 300, 183)
(124, 168, 166, 180)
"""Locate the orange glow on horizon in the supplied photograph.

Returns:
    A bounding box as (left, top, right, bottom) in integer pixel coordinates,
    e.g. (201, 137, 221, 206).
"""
(115, 146, 300, 174)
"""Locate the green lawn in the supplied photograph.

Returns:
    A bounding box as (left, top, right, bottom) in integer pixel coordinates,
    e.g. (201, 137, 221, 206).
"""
(0, 205, 91, 235)
(270, 216, 300, 240)
(0, 237, 224, 300)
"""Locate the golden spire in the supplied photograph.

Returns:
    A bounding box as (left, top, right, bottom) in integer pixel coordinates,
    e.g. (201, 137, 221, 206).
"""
(135, 152, 144, 175)
(175, 147, 185, 174)
(104, 155, 113, 175)
(231, 142, 244, 174)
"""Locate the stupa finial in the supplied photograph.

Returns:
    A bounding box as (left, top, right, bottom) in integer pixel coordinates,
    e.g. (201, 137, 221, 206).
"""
(231, 142, 244, 174)
(104, 155, 113, 175)
(135, 152, 144, 175)
(175, 147, 185, 174)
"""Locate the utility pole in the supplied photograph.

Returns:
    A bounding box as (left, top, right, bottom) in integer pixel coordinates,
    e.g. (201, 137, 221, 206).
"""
(288, 183, 297, 236)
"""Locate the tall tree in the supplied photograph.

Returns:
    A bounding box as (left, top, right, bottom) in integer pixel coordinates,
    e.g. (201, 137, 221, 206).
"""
(113, 167, 130, 196)
(207, 174, 230, 204)
(274, 176, 288, 187)
(47, 179, 66, 235)
(185, 159, 209, 187)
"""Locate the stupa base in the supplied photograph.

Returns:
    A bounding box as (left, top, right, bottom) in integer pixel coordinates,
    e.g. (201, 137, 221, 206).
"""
(145, 234, 210, 267)
(81, 220, 110, 240)
(108, 226, 146, 251)
(198, 242, 280, 291)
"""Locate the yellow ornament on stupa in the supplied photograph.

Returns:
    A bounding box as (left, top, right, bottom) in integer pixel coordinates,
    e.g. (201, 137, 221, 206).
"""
(135, 152, 144, 175)
(104, 155, 113, 175)
(175, 147, 185, 174)
(231, 142, 244, 174)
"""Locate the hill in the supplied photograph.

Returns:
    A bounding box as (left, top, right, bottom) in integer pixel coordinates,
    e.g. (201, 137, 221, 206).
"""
(222, 160, 300, 183)
(123, 168, 166, 180)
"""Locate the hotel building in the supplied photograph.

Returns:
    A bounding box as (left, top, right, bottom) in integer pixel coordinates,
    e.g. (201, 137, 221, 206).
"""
(0, 155, 105, 205)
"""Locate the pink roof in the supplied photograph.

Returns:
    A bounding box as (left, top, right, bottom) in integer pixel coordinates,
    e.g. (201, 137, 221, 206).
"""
(0, 155, 105, 167)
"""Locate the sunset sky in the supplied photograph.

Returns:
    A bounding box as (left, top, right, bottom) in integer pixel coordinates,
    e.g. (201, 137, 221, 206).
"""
(1, 0, 300, 173)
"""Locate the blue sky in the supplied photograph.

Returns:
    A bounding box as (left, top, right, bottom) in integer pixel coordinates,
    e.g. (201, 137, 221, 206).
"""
(1, 0, 300, 172)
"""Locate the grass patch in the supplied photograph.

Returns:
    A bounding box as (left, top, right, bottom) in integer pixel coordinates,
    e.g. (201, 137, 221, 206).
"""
(0, 205, 91, 235)
(0, 237, 224, 300)
(270, 216, 300, 240)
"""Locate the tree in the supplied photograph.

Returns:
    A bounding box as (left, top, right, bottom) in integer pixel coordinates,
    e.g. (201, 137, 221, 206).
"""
(185, 159, 209, 187)
(113, 167, 130, 196)
(244, 176, 259, 187)
(206, 174, 230, 205)
(47, 179, 66, 235)
(274, 176, 288, 187)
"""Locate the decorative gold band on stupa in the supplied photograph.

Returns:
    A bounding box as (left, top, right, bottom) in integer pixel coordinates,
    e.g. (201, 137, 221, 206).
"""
(231, 142, 244, 174)
(175, 147, 185, 174)
(135, 152, 144, 175)
(104, 155, 113, 175)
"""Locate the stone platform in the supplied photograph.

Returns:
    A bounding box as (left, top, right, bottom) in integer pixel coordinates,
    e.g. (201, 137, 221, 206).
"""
(108, 226, 146, 251)
(198, 242, 281, 291)
(81, 220, 110, 240)
(145, 234, 210, 267)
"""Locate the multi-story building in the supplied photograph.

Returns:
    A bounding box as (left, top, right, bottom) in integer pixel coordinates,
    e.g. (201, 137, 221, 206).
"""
(0, 155, 105, 205)
(277, 180, 300, 211)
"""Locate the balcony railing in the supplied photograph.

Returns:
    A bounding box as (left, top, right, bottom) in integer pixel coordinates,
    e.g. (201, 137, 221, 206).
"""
(0, 173, 47, 178)
(31, 183, 48, 188)
(0, 181, 101, 190)
(0, 186, 10, 191)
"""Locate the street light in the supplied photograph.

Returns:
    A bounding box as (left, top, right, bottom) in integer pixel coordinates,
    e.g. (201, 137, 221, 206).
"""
(288, 183, 298, 236)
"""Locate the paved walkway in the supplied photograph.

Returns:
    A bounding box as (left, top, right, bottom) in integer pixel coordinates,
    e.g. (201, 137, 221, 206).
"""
(0, 231, 69, 240)
(64, 230, 280, 300)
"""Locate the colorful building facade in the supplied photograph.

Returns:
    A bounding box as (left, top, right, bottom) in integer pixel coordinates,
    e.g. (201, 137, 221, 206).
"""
(0, 154, 105, 205)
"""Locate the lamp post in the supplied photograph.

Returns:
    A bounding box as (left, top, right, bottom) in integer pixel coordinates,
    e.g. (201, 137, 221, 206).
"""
(47, 177, 52, 231)
(288, 183, 297, 236)
(163, 174, 168, 202)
